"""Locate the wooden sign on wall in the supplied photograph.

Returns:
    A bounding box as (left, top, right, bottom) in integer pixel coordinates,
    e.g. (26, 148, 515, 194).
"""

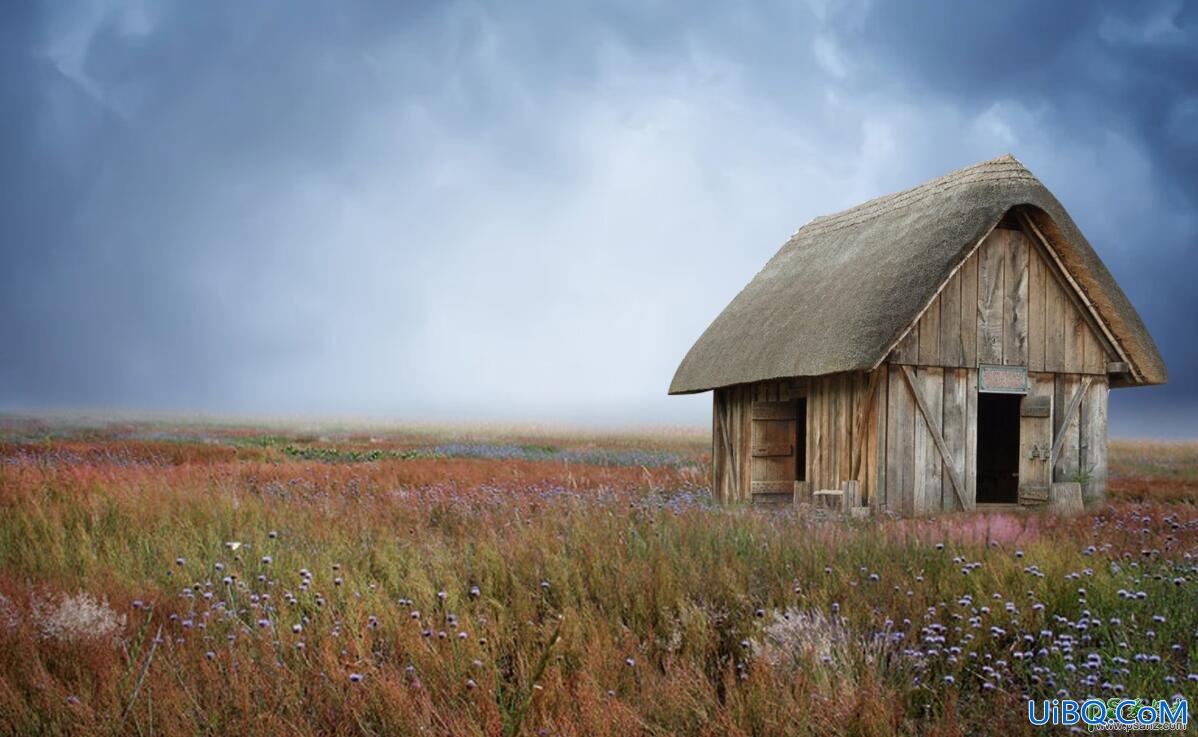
(979, 364, 1029, 394)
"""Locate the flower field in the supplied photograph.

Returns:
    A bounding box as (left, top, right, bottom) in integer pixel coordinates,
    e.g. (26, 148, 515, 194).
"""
(0, 419, 1194, 736)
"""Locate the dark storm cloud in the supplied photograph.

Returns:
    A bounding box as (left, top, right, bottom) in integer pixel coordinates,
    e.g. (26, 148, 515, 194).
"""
(0, 1, 1194, 434)
(837, 0, 1198, 433)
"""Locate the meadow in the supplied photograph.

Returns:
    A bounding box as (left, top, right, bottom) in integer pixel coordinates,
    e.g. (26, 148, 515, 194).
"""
(0, 417, 1194, 736)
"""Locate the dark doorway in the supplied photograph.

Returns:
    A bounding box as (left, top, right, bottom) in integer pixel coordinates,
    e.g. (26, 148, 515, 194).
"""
(976, 393, 1021, 504)
(795, 397, 807, 482)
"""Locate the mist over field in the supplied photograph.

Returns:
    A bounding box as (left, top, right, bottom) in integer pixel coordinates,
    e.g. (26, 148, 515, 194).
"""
(2, 1, 1196, 435)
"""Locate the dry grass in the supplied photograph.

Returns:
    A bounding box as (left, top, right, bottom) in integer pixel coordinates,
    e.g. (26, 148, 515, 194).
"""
(1109, 439, 1198, 503)
(0, 419, 1193, 736)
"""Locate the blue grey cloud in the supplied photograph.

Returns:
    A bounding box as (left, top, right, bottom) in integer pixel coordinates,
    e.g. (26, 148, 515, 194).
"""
(1, 0, 1194, 434)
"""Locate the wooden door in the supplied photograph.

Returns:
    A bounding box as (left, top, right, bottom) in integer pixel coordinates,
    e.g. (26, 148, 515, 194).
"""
(1018, 394, 1052, 505)
(750, 400, 799, 506)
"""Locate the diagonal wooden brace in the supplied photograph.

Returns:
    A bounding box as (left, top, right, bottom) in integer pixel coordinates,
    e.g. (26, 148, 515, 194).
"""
(1050, 376, 1092, 468)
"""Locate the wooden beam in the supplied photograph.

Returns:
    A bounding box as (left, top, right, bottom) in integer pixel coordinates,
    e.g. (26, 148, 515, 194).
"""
(899, 365, 970, 510)
(752, 401, 797, 420)
(1050, 376, 1093, 468)
(715, 393, 736, 501)
(1106, 361, 1129, 374)
(977, 231, 1005, 365)
(752, 442, 793, 457)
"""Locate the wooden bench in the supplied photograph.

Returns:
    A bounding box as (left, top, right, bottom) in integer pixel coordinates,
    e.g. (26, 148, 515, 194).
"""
(807, 481, 868, 516)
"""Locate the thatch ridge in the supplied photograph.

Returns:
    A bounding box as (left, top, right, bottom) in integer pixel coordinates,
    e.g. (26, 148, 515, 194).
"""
(669, 155, 1166, 394)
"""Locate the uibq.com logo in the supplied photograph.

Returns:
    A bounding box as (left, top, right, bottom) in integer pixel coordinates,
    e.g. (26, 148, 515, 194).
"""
(1028, 697, 1187, 731)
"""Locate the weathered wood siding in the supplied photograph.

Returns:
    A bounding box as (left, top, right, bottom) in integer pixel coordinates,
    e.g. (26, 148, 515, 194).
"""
(893, 227, 1112, 374)
(1078, 377, 1109, 502)
(712, 379, 807, 505)
(870, 365, 1109, 514)
(713, 368, 1108, 510)
(882, 364, 974, 514)
(805, 371, 880, 501)
(712, 385, 752, 504)
(1055, 374, 1109, 501)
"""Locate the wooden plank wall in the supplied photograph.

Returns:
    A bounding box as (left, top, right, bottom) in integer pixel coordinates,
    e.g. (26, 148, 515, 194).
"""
(712, 379, 807, 504)
(883, 364, 974, 514)
(893, 226, 1110, 374)
(712, 385, 752, 504)
(712, 373, 877, 505)
(1079, 377, 1109, 502)
(715, 367, 1109, 508)
(804, 371, 882, 501)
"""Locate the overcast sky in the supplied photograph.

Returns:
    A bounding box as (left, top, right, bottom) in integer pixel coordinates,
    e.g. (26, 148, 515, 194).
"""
(2, 1, 1195, 435)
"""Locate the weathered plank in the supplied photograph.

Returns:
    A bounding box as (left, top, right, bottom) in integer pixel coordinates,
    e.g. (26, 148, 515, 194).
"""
(751, 480, 793, 494)
(805, 385, 816, 492)
(736, 386, 753, 502)
(712, 391, 728, 503)
(836, 374, 851, 485)
(1044, 277, 1065, 373)
(1079, 377, 1108, 503)
(752, 401, 797, 420)
(820, 379, 835, 490)
(886, 364, 915, 515)
(942, 368, 967, 512)
(939, 270, 964, 367)
(1083, 322, 1106, 375)
(843, 479, 860, 510)
(912, 374, 929, 513)
(852, 371, 868, 491)
(714, 386, 753, 503)
(849, 371, 878, 479)
(870, 367, 888, 510)
(1003, 230, 1029, 366)
(977, 231, 1005, 365)
(961, 255, 979, 368)
(892, 323, 919, 364)
(822, 378, 835, 489)
(1027, 248, 1046, 372)
(919, 295, 941, 366)
(1053, 375, 1083, 483)
(1063, 302, 1086, 374)
(912, 367, 944, 514)
(965, 368, 978, 505)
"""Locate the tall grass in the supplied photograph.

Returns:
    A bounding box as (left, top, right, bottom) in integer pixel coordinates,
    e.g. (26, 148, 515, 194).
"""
(0, 425, 1193, 736)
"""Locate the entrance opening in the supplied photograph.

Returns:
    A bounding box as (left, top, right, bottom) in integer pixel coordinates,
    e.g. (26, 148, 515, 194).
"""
(976, 393, 1021, 504)
(795, 397, 807, 482)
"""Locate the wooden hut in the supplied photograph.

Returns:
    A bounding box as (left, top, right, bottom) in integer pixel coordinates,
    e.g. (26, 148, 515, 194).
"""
(670, 156, 1166, 514)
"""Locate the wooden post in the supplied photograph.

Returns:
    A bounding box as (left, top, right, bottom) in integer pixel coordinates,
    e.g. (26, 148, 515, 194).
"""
(842, 480, 860, 512)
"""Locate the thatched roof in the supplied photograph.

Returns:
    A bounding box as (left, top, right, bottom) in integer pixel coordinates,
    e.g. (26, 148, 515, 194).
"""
(669, 155, 1166, 394)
